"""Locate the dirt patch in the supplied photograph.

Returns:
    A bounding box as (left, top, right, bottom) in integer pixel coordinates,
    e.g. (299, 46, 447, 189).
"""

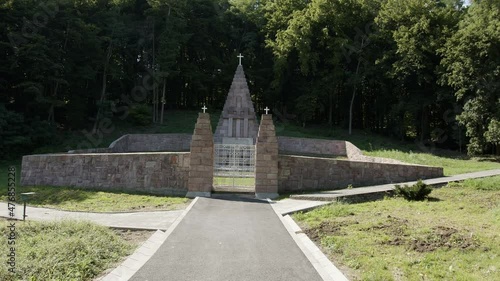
(409, 226, 479, 252)
(304, 221, 358, 241)
(386, 237, 405, 246)
(371, 216, 480, 252)
(363, 215, 409, 237)
(113, 229, 155, 246)
(128, 202, 189, 212)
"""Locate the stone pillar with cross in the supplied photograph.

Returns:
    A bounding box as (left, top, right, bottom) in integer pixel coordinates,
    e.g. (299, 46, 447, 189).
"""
(254, 113, 279, 199)
(187, 110, 214, 198)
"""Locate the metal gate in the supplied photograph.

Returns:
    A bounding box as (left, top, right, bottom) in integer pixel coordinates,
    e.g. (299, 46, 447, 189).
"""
(213, 144, 255, 192)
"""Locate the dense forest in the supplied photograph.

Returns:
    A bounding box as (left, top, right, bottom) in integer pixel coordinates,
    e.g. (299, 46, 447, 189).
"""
(0, 0, 499, 158)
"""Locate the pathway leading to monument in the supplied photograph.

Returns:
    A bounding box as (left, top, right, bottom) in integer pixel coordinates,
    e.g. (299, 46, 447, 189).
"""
(130, 197, 323, 281)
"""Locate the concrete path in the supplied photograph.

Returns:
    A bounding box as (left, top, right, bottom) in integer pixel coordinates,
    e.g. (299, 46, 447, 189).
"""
(271, 199, 330, 215)
(0, 203, 183, 230)
(291, 169, 500, 201)
(130, 196, 323, 281)
(0, 199, 329, 229)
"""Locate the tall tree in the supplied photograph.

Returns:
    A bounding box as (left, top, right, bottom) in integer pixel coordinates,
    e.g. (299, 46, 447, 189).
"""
(441, 0, 500, 155)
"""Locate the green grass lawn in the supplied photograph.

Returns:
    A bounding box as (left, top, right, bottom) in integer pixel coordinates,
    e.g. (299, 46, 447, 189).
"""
(214, 176, 255, 187)
(0, 185, 191, 212)
(364, 150, 500, 176)
(293, 176, 500, 281)
(0, 219, 134, 280)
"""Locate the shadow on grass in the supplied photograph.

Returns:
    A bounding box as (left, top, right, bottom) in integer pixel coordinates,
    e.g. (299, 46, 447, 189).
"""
(476, 156, 500, 163)
(2, 185, 185, 207)
(6, 186, 92, 206)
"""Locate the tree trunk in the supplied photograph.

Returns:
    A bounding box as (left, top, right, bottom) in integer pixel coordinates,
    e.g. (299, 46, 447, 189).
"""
(349, 59, 362, 135)
(328, 89, 333, 126)
(160, 79, 166, 124)
(152, 19, 157, 123)
(48, 24, 70, 125)
(93, 41, 113, 134)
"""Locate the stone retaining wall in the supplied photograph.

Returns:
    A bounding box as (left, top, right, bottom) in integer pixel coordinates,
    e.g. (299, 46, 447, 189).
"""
(278, 155, 443, 193)
(277, 136, 346, 157)
(110, 134, 192, 152)
(21, 152, 190, 195)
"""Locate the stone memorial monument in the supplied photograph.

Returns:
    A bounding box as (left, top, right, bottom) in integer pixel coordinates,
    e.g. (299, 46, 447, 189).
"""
(214, 54, 259, 145)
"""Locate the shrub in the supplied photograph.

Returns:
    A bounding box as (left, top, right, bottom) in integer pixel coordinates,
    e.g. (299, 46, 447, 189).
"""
(394, 180, 432, 201)
(129, 104, 152, 125)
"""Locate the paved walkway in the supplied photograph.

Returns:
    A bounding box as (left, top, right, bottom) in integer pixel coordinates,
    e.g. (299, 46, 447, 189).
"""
(130, 197, 323, 281)
(291, 169, 500, 201)
(0, 203, 183, 230)
(0, 199, 327, 231)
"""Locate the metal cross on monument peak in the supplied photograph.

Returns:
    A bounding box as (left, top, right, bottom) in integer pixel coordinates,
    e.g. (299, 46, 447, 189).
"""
(202, 105, 207, 113)
(264, 107, 270, 114)
(237, 53, 244, 66)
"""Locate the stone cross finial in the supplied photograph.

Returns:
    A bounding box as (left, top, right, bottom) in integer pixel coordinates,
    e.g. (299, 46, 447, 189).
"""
(202, 105, 207, 113)
(237, 53, 244, 66)
(264, 107, 270, 114)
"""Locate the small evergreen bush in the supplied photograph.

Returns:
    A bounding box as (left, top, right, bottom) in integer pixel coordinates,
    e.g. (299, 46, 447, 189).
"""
(129, 104, 152, 125)
(394, 180, 432, 201)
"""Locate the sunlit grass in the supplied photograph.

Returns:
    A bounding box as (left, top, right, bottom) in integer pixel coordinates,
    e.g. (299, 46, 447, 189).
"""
(294, 176, 500, 280)
(0, 185, 190, 212)
(0, 220, 133, 280)
(214, 176, 255, 187)
(364, 150, 500, 176)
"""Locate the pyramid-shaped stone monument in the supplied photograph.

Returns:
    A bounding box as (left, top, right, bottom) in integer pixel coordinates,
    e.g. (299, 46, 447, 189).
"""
(214, 56, 259, 144)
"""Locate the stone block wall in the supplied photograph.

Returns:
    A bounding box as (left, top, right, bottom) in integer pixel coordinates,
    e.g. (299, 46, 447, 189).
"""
(277, 137, 347, 157)
(278, 155, 443, 192)
(110, 134, 192, 152)
(187, 113, 214, 198)
(255, 115, 279, 199)
(21, 152, 190, 195)
(69, 134, 192, 154)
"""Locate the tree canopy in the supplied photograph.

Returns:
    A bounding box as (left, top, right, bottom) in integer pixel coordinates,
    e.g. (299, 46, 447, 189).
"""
(0, 0, 499, 157)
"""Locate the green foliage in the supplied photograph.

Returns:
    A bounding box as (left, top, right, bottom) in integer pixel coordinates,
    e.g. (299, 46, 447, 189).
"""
(0, 220, 132, 280)
(485, 119, 500, 145)
(0, 105, 57, 159)
(394, 179, 433, 201)
(440, 0, 500, 155)
(0, 0, 498, 157)
(129, 104, 153, 126)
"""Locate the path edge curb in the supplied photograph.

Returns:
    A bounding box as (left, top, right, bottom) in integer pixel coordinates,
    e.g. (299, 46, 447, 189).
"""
(98, 197, 200, 281)
(269, 199, 349, 281)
